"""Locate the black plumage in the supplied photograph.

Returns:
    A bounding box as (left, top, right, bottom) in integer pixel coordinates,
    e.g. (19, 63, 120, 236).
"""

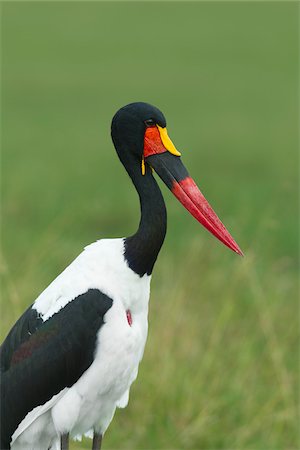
(0, 289, 113, 449)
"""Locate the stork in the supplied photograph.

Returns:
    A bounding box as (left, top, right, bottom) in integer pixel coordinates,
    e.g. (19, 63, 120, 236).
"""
(0, 102, 243, 450)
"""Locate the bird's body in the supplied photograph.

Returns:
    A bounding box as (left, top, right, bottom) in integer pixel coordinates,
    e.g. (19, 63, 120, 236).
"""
(1, 102, 242, 450)
(4, 239, 150, 449)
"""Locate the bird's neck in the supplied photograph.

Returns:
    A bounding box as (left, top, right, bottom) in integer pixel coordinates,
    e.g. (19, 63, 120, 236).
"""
(124, 166, 167, 277)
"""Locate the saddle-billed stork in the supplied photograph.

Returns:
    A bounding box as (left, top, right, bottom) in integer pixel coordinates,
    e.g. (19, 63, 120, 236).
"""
(0, 102, 242, 450)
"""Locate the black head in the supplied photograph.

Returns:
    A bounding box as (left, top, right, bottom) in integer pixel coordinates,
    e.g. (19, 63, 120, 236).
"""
(111, 102, 166, 162)
(110, 101, 243, 257)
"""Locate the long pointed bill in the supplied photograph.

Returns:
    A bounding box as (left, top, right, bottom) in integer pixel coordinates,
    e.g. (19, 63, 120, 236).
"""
(144, 126, 243, 256)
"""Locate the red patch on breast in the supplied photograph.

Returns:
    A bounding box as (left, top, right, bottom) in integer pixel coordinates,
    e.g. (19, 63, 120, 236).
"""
(126, 309, 132, 327)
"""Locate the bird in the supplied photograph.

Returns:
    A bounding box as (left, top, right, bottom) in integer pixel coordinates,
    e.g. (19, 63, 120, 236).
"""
(0, 102, 243, 450)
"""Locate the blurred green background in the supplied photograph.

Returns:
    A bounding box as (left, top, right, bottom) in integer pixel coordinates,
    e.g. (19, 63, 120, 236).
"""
(2, 2, 299, 449)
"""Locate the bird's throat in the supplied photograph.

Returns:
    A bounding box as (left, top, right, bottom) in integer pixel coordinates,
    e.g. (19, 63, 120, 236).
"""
(124, 171, 167, 277)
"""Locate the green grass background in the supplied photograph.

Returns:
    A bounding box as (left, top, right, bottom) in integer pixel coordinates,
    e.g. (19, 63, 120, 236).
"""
(1, 2, 299, 449)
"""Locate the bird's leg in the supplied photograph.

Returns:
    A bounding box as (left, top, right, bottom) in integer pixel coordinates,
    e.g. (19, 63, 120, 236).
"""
(92, 431, 103, 450)
(60, 433, 69, 450)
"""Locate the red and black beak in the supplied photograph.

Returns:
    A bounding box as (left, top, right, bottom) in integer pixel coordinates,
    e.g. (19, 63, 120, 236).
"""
(144, 125, 243, 256)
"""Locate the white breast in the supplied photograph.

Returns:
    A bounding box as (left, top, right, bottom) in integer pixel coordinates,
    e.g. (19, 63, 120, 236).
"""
(33, 238, 151, 320)
(12, 238, 151, 448)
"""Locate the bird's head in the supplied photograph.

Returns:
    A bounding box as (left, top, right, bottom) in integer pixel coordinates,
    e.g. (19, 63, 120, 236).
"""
(111, 102, 166, 157)
(111, 102, 243, 256)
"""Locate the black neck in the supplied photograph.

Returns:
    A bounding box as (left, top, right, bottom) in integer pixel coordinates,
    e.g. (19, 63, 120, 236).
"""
(124, 163, 167, 276)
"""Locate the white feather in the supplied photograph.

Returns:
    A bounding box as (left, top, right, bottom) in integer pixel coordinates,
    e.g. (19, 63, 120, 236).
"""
(11, 238, 151, 448)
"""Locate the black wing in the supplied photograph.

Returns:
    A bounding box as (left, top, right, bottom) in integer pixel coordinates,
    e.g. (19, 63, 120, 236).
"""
(0, 289, 113, 449)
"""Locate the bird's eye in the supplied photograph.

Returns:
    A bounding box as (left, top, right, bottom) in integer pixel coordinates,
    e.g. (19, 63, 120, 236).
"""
(144, 119, 155, 127)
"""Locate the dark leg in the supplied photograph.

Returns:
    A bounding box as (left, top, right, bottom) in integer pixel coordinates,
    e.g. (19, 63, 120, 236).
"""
(60, 433, 69, 450)
(92, 432, 102, 450)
